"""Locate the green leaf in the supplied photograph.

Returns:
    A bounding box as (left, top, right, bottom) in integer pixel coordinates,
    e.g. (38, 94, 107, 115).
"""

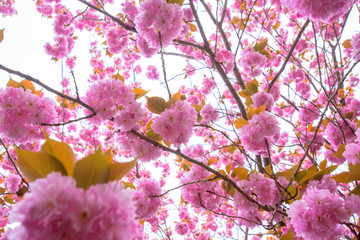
(41, 138, 76, 176)
(16, 148, 67, 182)
(146, 96, 167, 114)
(107, 160, 136, 182)
(73, 148, 110, 189)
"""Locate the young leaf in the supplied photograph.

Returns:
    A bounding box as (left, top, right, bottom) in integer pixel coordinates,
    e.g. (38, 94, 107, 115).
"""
(342, 39, 352, 49)
(20, 79, 35, 93)
(6, 78, 22, 88)
(107, 160, 137, 182)
(133, 88, 150, 99)
(0, 29, 4, 43)
(167, 0, 184, 6)
(232, 118, 248, 129)
(16, 149, 67, 181)
(73, 148, 110, 189)
(41, 138, 76, 176)
(146, 96, 167, 114)
(254, 38, 268, 52)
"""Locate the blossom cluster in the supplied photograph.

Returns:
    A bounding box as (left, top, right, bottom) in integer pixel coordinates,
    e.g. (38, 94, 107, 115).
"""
(239, 112, 280, 155)
(84, 78, 144, 131)
(233, 173, 285, 228)
(240, 46, 267, 76)
(180, 163, 224, 210)
(281, 0, 353, 22)
(133, 178, 162, 219)
(8, 172, 138, 240)
(0, 87, 57, 144)
(152, 101, 197, 147)
(135, 0, 184, 56)
(288, 187, 351, 240)
(105, 27, 129, 54)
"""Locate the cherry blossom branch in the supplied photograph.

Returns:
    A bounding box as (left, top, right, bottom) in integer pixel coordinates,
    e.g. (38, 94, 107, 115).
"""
(129, 129, 286, 215)
(268, 19, 310, 92)
(77, 0, 136, 32)
(0, 64, 95, 113)
(150, 176, 219, 198)
(159, 33, 172, 100)
(199, 0, 246, 89)
(189, 0, 247, 120)
(41, 113, 96, 126)
(0, 138, 29, 189)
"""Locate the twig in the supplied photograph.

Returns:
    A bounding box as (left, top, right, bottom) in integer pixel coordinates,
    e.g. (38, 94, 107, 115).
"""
(0, 64, 95, 113)
(268, 19, 310, 91)
(0, 138, 30, 188)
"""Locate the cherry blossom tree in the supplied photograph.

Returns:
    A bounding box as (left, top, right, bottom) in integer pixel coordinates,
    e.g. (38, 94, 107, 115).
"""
(0, 0, 360, 239)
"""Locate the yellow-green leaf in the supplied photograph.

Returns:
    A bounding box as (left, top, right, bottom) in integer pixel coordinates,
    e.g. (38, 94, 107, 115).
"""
(232, 118, 248, 129)
(342, 39, 352, 49)
(319, 159, 327, 171)
(280, 227, 294, 240)
(239, 89, 252, 98)
(112, 72, 124, 82)
(333, 144, 346, 158)
(73, 148, 110, 189)
(188, 23, 198, 32)
(0, 29, 4, 43)
(254, 38, 268, 52)
(123, 181, 136, 189)
(41, 139, 76, 176)
(146, 130, 162, 142)
(231, 166, 248, 180)
(331, 172, 352, 183)
(348, 163, 360, 181)
(146, 96, 167, 114)
(16, 148, 67, 182)
(133, 88, 149, 100)
(276, 163, 299, 181)
(21, 79, 35, 93)
(7, 78, 21, 88)
(167, 0, 184, 6)
(256, 104, 266, 114)
(245, 81, 258, 94)
(107, 160, 136, 182)
(351, 185, 360, 196)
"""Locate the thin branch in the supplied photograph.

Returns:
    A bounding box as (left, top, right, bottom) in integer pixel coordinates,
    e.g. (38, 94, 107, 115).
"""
(0, 64, 95, 113)
(268, 19, 310, 91)
(159, 33, 172, 100)
(0, 138, 29, 188)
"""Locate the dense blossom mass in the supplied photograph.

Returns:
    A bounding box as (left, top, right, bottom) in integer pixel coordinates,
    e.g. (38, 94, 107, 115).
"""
(0, 0, 360, 239)
(8, 173, 138, 240)
(0, 87, 57, 144)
